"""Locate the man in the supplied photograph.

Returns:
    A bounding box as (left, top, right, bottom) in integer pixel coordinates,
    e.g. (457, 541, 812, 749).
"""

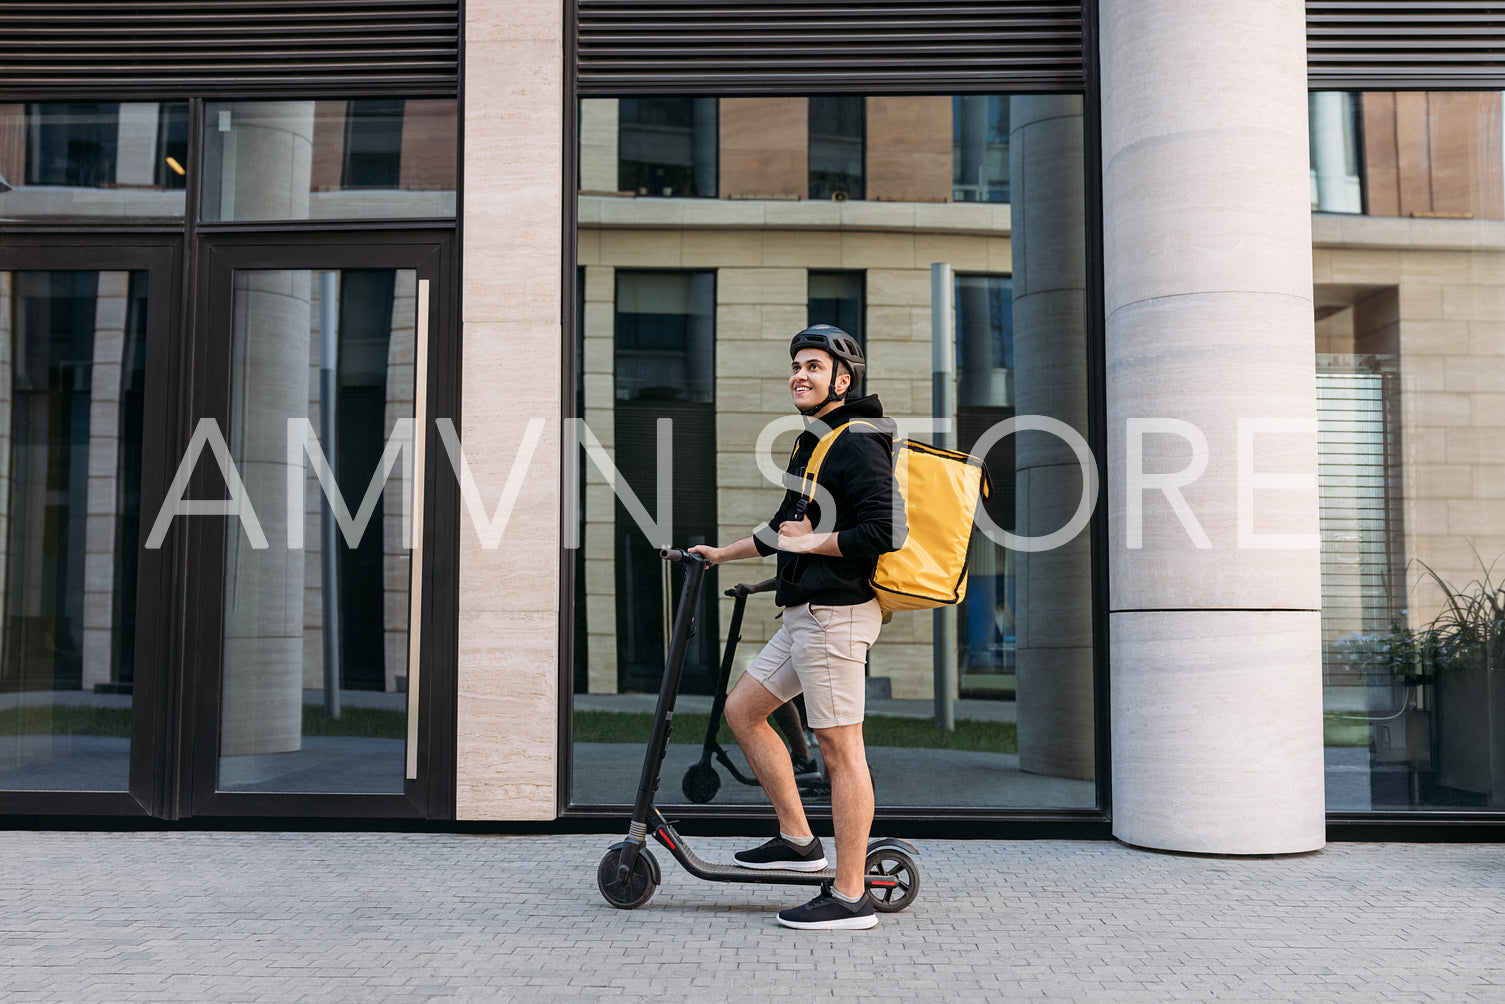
(690, 323, 904, 931)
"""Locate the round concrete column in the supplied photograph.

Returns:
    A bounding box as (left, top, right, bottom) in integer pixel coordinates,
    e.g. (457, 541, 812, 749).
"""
(1009, 94, 1095, 781)
(1101, 0, 1325, 853)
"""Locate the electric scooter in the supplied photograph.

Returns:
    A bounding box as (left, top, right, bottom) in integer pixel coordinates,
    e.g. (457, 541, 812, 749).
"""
(596, 546, 921, 913)
(680, 576, 834, 804)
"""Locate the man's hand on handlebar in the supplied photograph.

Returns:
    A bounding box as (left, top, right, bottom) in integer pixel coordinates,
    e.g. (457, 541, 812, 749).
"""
(687, 544, 723, 565)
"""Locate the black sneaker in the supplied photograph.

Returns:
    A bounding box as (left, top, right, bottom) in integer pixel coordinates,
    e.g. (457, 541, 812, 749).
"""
(791, 754, 819, 776)
(733, 835, 828, 872)
(777, 891, 878, 930)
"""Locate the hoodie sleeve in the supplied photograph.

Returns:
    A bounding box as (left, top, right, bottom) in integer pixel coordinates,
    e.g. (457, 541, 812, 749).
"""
(829, 430, 907, 559)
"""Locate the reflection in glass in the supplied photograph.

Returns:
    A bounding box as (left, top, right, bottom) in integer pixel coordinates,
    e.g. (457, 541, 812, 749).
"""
(220, 269, 416, 793)
(202, 101, 457, 221)
(610, 271, 719, 695)
(618, 98, 718, 198)
(575, 93, 1096, 812)
(808, 270, 865, 341)
(1315, 91, 1505, 811)
(809, 96, 865, 200)
(955, 274, 1015, 702)
(953, 96, 1010, 202)
(0, 270, 146, 790)
(0, 103, 189, 219)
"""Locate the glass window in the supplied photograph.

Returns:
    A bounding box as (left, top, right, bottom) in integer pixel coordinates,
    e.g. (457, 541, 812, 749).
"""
(809, 96, 865, 200)
(202, 100, 457, 222)
(953, 96, 1010, 202)
(220, 268, 417, 793)
(954, 274, 1016, 700)
(342, 99, 406, 189)
(0, 269, 147, 791)
(0, 103, 190, 219)
(608, 271, 719, 698)
(1315, 90, 1505, 812)
(808, 270, 865, 392)
(574, 94, 1097, 813)
(617, 98, 718, 198)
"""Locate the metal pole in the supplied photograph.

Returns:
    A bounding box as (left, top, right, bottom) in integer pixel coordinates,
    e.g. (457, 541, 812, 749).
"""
(318, 270, 342, 720)
(931, 262, 956, 731)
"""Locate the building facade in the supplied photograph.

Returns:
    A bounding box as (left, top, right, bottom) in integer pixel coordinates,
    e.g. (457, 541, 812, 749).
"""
(1, 1, 1501, 849)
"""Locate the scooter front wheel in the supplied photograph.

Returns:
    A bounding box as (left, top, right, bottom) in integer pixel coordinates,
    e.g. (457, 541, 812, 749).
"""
(597, 845, 659, 909)
(865, 844, 920, 914)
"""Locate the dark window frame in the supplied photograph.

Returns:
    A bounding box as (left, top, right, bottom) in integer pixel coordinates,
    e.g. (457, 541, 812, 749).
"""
(0, 90, 462, 823)
(561, 1, 1113, 835)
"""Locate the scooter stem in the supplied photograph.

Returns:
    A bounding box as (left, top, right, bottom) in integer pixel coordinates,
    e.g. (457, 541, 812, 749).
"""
(619, 548, 708, 881)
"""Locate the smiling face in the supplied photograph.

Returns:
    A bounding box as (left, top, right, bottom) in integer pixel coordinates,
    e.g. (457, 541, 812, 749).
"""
(790, 348, 850, 417)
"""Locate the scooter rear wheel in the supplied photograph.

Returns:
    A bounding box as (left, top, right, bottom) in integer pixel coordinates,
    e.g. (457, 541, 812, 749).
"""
(865, 845, 920, 914)
(681, 762, 721, 803)
(597, 846, 659, 910)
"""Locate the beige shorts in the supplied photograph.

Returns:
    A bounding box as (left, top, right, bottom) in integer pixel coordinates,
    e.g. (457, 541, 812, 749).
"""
(743, 599, 884, 729)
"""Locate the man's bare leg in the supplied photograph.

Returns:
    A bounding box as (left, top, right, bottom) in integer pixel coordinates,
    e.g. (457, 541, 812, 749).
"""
(770, 701, 812, 764)
(724, 675, 811, 838)
(811, 722, 872, 898)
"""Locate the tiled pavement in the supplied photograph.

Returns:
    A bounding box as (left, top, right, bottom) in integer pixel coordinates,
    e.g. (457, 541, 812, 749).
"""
(3, 830, 1503, 1002)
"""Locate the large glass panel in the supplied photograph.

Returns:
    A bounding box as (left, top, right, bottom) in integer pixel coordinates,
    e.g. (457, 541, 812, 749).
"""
(1314, 90, 1505, 811)
(0, 270, 146, 790)
(574, 94, 1096, 812)
(202, 101, 456, 221)
(0, 103, 189, 219)
(219, 269, 416, 793)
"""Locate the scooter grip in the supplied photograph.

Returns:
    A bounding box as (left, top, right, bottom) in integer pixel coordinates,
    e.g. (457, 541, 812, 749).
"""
(659, 546, 689, 563)
(727, 577, 777, 598)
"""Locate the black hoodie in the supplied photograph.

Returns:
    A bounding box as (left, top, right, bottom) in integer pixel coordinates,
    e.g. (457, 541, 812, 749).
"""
(753, 395, 907, 607)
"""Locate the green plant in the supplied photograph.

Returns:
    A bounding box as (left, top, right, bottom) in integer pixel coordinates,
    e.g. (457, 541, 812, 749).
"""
(1416, 552, 1505, 676)
(1330, 620, 1434, 675)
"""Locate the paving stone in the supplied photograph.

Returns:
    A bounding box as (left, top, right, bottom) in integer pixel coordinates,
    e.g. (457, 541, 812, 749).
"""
(0, 832, 1502, 1002)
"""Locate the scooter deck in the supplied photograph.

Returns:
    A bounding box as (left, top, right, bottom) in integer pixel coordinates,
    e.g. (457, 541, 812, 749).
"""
(649, 813, 914, 891)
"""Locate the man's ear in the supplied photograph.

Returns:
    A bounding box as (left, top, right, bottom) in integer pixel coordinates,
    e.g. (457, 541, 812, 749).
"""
(834, 370, 851, 396)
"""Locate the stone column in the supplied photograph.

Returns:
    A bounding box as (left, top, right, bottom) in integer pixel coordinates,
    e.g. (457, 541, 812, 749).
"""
(1009, 94, 1095, 781)
(219, 106, 316, 755)
(81, 272, 130, 690)
(1101, 0, 1325, 853)
(222, 269, 312, 757)
(456, 0, 563, 818)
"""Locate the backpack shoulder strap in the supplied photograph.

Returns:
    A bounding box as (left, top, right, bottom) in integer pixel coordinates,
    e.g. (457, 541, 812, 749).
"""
(800, 419, 886, 499)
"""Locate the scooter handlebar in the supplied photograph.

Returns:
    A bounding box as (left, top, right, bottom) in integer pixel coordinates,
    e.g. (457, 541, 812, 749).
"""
(726, 577, 777, 598)
(659, 546, 708, 566)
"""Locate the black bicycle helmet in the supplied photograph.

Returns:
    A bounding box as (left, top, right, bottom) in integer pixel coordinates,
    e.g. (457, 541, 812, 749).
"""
(790, 323, 866, 386)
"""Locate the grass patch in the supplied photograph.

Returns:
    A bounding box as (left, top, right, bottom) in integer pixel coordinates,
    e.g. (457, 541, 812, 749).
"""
(0, 704, 405, 740)
(301, 705, 406, 739)
(574, 710, 1018, 755)
(1324, 712, 1371, 748)
(0, 705, 132, 737)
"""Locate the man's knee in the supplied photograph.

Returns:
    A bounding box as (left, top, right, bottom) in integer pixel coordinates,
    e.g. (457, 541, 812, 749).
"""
(813, 724, 867, 773)
(725, 679, 776, 737)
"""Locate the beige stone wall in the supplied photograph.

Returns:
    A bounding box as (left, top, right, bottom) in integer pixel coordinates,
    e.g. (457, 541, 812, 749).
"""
(866, 97, 952, 203)
(576, 218, 1009, 700)
(1313, 216, 1505, 623)
(578, 99, 619, 194)
(456, 0, 564, 819)
(720, 98, 807, 200)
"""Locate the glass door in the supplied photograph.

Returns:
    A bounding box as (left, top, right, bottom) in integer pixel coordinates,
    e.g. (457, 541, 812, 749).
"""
(179, 237, 455, 817)
(0, 241, 178, 814)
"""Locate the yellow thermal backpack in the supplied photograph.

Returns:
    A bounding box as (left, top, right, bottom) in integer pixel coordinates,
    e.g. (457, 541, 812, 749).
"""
(798, 420, 991, 613)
